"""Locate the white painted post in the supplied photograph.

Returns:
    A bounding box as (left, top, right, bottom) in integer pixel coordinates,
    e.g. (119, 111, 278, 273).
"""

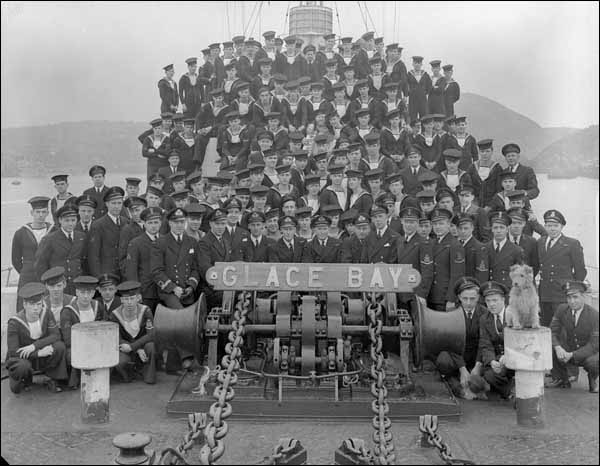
(71, 322, 119, 424)
(503, 328, 553, 428)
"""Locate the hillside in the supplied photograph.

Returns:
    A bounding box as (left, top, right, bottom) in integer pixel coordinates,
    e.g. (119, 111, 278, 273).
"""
(0, 94, 586, 177)
(455, 93, 578, 165)
(1, 121, 148, 177)
(531, 125, 599, 178)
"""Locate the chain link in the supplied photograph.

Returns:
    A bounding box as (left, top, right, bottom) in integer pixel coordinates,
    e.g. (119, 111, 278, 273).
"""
(367, 297, 395, 465)
(155, 413, 206, 465)
(420, 416, 475, 466)
(200, 291, 250, 465)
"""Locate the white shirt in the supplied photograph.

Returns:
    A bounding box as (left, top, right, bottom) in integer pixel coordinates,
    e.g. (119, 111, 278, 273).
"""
(108, 213, 120, 226)
(251, 235, 262, 247)
(171, 232, 183, 242)
(494, 237, 507, 252)
(376, 226, 388, 238)
(79, 307, 96, 323)
(494, 308, 506, 334)
(28, 320, 42, 339)
(122, 315, 141, 338)
(405, 232, 416, 243)
(146, 232, 158, 242)
(510, 163, 520, 173)
(61, 228, 73, 241)
(571, 306, 584, 326)
(546, 234, 562, 251)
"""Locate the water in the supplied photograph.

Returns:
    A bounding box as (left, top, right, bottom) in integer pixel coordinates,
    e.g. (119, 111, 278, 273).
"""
(1, 173, 598, 289)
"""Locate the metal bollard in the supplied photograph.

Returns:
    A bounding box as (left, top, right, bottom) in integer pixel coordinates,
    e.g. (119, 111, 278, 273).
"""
(113, 432, 154, 465)
(71, 322, 119, 423)
(334, 438, 372, 465)
(503, 327, 553, 428)
(266, 438, 308, 465)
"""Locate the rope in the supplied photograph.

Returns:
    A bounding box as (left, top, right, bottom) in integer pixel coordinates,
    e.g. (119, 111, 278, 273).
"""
(242, 1, 260, 37)
(248, 1, 264, 39)
(334, 1, 343, 37)
(356, 2, 368, 32)
(363, 1, 378, 35)
(226, 1, 231, 38)
(280, 1, 290, 37)
(393, 1, 397, 42)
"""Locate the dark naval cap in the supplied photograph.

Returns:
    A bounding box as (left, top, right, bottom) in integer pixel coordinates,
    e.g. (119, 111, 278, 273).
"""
(18, 282, 47, 301)
(56, 205, 78, 219)
(140, 207, 163, 222)
(208, 209, 227, 222)
(117, 281, 142, 297)
(279, 215, 298, 228)
(98, 273, 119, 288)
(28, 196, 50, 210)
(454, 276, 481, 296)
(73, 275, 99, 289)
(166, 208, 188, 221)
(103, 186, 125, 202)
(171, 190, 190, 202)
(124, 196, 147, 209)
(399, 207, 421, 220)
(480, 281, 508, 297)
(477, 139, 493, 150)
(247, 211, 266, 224)
(543, 209, 566, 225)
(51, 174, 69, 183)
(353, 213, 371, 226)
(506, 207, 527, 222)
(311, 215, 331, 228)
(89, 165, 106, 177)
(501, 143, 521, 156)
(40, 267, 66, 285)
(430, 208, 453, 222)
(489, 210, 512, 226)
(125, 177, 142, 186)
(563, 280, 589, 296)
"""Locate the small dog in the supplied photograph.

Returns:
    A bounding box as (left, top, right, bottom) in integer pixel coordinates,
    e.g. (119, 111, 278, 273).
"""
(505, 264, 540, 329)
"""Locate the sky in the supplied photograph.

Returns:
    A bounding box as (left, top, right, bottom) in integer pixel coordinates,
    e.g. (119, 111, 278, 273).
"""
(1, 1, 598, 129)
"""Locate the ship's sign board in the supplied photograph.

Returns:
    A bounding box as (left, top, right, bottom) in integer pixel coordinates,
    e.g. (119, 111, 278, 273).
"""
(206, 262, 421, 292)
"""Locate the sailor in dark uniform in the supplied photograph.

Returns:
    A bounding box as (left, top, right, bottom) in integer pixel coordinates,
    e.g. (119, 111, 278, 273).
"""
(506, 190, 546, 238)
(478, 281, 514, 399)
(506, 207, 540, 276)
(60, 276, 103, 389)
(222, 198, 249, 259)
(50, 175, 76, 224)
(537, 209, 587, 327)
(468, 138, 502, 208)
(6, 282, 68, 393)
(407, 56, 432, 120)
(435, 277, 486, 398)
(455, 183, 490, 242)
(82, 165, 109, 219)
(360, 205, 399, 263)
(427, 60, 446, 114)
(442, 64, 460, 117)
(546, 281, 598, 392)
(483, 211, 524, 291)
(454, 213, 488, 284)
(179, 57, 206, 118)
(118, 196, 147, 274)
(96, 273, 121, 321)
(34, 205, 87, 295)
(158, 64, 179, 114)
(12, 196, 53, 310)
(125, 207, 163, 313)
(197, 209, 232, 310)
(396, 207, 434, 299)
(108, 281, 157, 384)
(499, 143, 539, 201)
(87, 187, 129, 279)
(303, 215, 343, 263)
(428, 208, 465, 311)
(41, 266, 75, 325)
(268, 215, 306, 262)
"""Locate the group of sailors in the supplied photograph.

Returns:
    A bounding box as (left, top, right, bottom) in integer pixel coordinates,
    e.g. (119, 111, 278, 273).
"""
(7, 31, 598, 398)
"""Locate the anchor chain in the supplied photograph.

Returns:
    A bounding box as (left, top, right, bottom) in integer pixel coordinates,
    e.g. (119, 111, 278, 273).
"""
(419, 415, 475, 466)
(154, 412, 207, 465)
(367, 298, 395, 465)
(199, 291, 251, 465)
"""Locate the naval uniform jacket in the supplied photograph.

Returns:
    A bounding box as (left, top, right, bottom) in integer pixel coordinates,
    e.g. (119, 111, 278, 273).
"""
(483, 239, 524, 291)
(97, 296, 122, 322)
(461, 304, 487, 370)
(268, 237, 307, 263)
(360, 228, 399, 264)
(6, 308, 60, 361)
(50, 194, 76, 223)
(60, 300, 102, 348)
(407, 70, 432, 119)
(341, 235, 366, 264)
(443, 134, 478, 170)
(478, 310, 506, 366)
(12, 222, 53, 290)
(496, 164, 540, 201)
(396, 233, 434, 299)
(82, 186, 109, 219)
(461, 236, 489, 284)
(379, 127, 411, 160)
(196, 231, 232, 280)
(223, 226, 250, 263)
(428, 233, 465, 305)
(345, 191, 373, 215)
(512, 234, 540, 277)
(109, 304, 155, 351)
(302, 237, 342, 263)
(319, 186, 348, 212)
(142, 134, 171, 177)
(34, 229, 86, 285)
(158, 77, 179, 113)
(236, 236, 275, 262)
(118, 221, 144, 276)
(443, 80, 460, 117)
(537, 234, 587, 303)
(399, 166, 433, 196)
(125, 233, 160, 302)
(550, 304, 599, 364)
(457, 204, 491, 243)
(87, 214, 129, 278)
(151, 233, 200, 294)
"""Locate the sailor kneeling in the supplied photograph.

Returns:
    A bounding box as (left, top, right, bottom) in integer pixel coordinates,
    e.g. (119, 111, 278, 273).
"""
(6, 282, 68, 393)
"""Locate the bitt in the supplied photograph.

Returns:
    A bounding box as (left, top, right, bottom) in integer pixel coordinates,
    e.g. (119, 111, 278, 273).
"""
(503, 327, 553, 427)
(71, 321, 119, 424)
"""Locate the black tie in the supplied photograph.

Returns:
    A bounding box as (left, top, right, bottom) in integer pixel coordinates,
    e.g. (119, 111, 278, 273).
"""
(572, 310, 577, 327)
(177, 235, 182, 245)
(412, 168, 417, 176)
(467, 311, 473, 320)
(116, 217, 121, 227)
(67, 233, 73, 243)
(547, 238, 554, 252)
(495, 242, 500, 253)
(495, 315, 502, 334)
(83, 225, 88, 233)
(514, 237, 519, 245)
(460, 239, 465, 246)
